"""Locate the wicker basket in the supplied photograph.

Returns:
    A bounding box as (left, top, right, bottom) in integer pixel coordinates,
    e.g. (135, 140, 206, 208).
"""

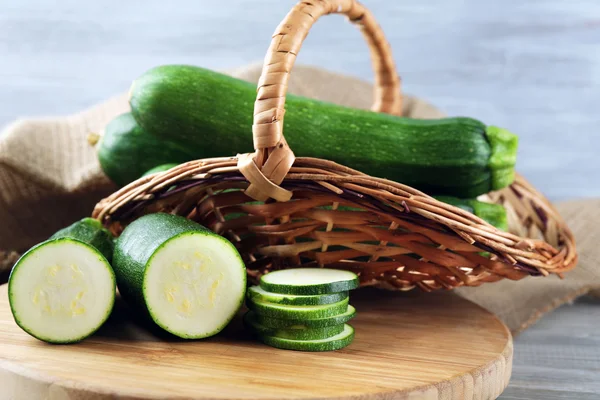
(92, 0, 577, 291)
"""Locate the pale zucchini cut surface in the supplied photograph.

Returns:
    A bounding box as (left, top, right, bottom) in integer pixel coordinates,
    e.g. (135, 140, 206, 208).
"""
(254, 305, 356, 329)
(144, 233, 245, 338)
(247, 285, 348, 306)
(243, 311, 344, 340)
(260, 268, 359, 295)
(258, 324, 355, 352)
(8, 239, 116, 344)
(247, 297, 349, 320)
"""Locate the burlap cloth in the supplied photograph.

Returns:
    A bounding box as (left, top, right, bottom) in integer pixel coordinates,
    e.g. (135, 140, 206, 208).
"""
(1, 64, 597, 334)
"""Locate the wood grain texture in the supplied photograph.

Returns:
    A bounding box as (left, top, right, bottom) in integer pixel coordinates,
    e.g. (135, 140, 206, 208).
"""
(0, 284, 512, 399)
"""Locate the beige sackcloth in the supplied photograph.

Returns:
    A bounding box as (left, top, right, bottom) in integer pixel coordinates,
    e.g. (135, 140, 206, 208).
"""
(1, 64, 597, 334)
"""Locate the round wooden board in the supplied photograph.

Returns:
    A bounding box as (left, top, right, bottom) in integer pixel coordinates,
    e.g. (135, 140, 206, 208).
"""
(0, 284, 512, 400)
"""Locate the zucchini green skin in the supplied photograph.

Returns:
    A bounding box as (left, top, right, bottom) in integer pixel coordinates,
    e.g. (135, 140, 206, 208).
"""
(141, 163, 179, 177)
(127, 65, 518, 197)
(257, 324, 355, 352)
(243, 311, 344, 340)
(50, 218, 114, 262)
(254, 305, 356, 329)
(98, 113, 197, 186)
(247, 286, 349, 306)
(435, 197, 508, 231)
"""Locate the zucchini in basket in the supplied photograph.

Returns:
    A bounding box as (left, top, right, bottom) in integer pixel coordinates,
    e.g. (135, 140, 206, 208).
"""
(96, 65, 518, 197)
(141, 163, 179, 177)
(96, 113, 197, 186)
(435, 196, 508, 231)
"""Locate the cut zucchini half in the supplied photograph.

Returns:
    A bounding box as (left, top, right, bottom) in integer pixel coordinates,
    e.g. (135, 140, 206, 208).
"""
(258, 324, 355, 352)
(112, 213, 246, 339)
(260, 268, 359, 295)
(254, 305, 356, 329)
(247, 285, 348, 306)
(8, 238, 116, 344)
(244, 311, 344, 340)
(247, 297, 349, 320)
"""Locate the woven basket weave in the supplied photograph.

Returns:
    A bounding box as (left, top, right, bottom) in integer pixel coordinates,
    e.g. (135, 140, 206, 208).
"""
(92, 0, 577, 291)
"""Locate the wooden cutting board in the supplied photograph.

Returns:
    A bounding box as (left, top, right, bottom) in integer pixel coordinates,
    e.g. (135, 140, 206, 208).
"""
(0, 284, 512, 400)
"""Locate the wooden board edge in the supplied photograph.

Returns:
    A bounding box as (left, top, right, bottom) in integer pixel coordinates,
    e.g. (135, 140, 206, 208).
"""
(0, 358, 148, 400)
(367, 311, 514, 400)
(0, 284, 514, 400)
(0, 335, 513, 400)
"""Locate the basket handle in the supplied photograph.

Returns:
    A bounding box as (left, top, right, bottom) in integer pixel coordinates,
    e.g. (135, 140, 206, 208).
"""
(239, 0, 401, 202)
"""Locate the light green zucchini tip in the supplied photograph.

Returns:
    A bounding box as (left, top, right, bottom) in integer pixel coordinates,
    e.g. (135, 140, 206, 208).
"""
(486, 126, 519, 191)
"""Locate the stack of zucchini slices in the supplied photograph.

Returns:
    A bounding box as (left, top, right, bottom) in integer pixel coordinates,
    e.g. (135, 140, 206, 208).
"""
(245, 268, 359, 352)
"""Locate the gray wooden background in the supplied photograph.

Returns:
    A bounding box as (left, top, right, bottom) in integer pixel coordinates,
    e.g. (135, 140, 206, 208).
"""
(1, 0, 599, 398)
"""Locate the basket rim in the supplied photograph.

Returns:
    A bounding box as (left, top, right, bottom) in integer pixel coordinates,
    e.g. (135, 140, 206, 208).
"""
(92, 156, 578, 279)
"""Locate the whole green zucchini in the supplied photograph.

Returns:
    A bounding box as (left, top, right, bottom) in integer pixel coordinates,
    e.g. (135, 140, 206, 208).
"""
(141, 161, 510, 232)
(141, 163, 179, 177)
(102, 65, 518, 197)
(97, 113, 198, 186)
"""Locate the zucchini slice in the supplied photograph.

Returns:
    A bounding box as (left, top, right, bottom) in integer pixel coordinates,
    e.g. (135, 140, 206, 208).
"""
(434, 196, 508, 231)
(253, 305, 356, 329)
(260, 268, 359, 295)
(247, 297, 349, 320)
(243, 311, 344, 340)
(8, 238, 116, 344)
(258, 324, 355, 352)
(112, 213, 246, 339)
(123, 65, 518, 196)
(247, 285, 348, 306)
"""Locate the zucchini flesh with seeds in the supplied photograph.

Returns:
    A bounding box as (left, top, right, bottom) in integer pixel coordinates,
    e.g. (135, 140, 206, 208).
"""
(122, 64, 518, 197)
(97, 113, 197, 186)
(112, 213, 246, 339)
(9, 233, 116, 344)
(253, 305, 356, 329)
(260, 268, 359, 295)
(257, 324, 355, 352)
(244, 311, 344, 340)
(247, 285, 348, 306)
